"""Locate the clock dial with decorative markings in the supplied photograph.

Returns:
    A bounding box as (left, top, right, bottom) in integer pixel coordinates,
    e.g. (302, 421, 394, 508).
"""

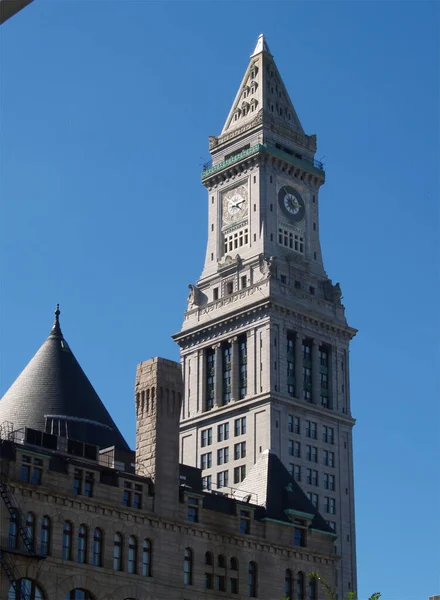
(278, 186, 305, 222)
(222, 185, 249, 225)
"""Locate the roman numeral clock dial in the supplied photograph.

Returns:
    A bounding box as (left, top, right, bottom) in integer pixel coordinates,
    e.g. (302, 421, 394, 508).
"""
(222, 185, 249, 225)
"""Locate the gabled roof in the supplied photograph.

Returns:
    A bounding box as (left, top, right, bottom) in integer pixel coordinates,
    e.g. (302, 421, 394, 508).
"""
(0, 307, 129, 450)
(220, 33, 304, 137)
(234, 449, 335, 535)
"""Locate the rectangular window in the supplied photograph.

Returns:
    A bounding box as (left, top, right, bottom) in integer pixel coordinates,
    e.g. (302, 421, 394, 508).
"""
(234, 442, 246, 460)
(202, 475, 212, 490)
(216, 575, 226, 592)
(213, 287, 219, 301)
(294, 441, 301, 458)
(21, 455, 43, 485)
(323, 426, 334, 444)
(233, 465, 246, 484)
(288, 440, 294, 456)
(293, 520, 306, 547)
(217, 447, 229, 465)
(223, 343, 232, 405)
(84, 471, 94, 497)
(73, 469, 82, 495)
(217, 423, 229, 442)
(294, 465, 301, 482)
(288, 415, 294, 433)
(278, 228, 304, 254)
(306, 420, 317, 439)
(217, 470, 229, 488)
(187, 497, 199, 522)
(201, 428, 212, 447)
(224, 228, 249, 254)
(234, 417, 246, 436)
(241, 276, 247, 289)
(239, 510, 251, 534)
(201, 452, 212, 470)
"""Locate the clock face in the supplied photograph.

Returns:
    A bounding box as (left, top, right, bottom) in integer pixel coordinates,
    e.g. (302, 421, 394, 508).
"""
(222, 185, 248, 224)
(278, 186, 305, 222)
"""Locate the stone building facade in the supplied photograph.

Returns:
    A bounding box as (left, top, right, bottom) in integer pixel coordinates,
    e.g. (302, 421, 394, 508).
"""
(175, 35, 357, 597)
(0, 35, 356, 600)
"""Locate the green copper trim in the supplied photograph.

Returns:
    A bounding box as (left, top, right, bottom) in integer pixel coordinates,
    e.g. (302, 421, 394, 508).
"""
(261, 517, 295, 528)
(284, 509, 314, 519)
(309, 527, 337, 537)
(201, 143, 325, 180)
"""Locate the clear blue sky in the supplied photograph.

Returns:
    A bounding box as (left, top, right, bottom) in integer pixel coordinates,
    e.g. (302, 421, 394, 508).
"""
(1, 1, 439, 598)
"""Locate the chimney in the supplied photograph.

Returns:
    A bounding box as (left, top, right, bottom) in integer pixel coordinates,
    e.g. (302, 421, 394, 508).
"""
(135, 357, 183, 516)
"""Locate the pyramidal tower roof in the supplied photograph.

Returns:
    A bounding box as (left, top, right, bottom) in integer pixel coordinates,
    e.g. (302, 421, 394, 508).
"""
(0, 307, 129, 450)
(220, 33, 305, 137)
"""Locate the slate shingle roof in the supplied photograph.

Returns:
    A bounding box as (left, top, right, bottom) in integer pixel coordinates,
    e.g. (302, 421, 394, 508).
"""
(0, 308, 129, 450)
(234, 449, 335, 535)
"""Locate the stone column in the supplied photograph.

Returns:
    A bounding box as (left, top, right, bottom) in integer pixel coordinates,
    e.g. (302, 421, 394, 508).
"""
(229, 336, 239, 401)
(312, 339, 321, 405)
(295, 333, 303, 401)
(213, 343, 223, 407)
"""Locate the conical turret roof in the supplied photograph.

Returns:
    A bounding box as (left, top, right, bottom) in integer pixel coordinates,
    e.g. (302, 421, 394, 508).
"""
(0, 307, 129, 450)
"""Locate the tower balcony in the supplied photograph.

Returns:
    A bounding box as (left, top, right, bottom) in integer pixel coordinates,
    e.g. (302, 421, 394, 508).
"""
(201, 143, 325, 183)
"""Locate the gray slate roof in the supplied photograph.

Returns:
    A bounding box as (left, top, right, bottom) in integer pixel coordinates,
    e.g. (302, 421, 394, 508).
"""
(0, 309, 129, 450)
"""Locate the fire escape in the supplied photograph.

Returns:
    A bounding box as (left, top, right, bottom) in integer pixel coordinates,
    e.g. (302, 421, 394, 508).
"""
(0, 421, 39, 599)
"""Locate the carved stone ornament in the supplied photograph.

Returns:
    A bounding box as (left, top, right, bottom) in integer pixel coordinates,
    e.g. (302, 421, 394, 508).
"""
(187, 284, 201, 308)
(260, 254, 276, 278)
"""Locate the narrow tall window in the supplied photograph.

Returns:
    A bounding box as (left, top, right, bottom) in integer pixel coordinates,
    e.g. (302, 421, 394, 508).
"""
(142, 539, 152, 577)
(308, 577, 317, 600)
(248, 561, 257, 597)
(73, 469, 82, 495)
(77, 524, 87, 564)
(204, 552, 214, 589)
(93, 528, 103, 567)
(206, 349, 215, 410)
(62, 521, 73, 560)
(230, 557, 239, 594)
(8, 511, 18, 549)
(25, 512, 35, 551)
(285, 569, 293, 599)
(296, 571, 305, 599)
(128, 535, 137, 574)
(239, 335, 247, 398)
(84, 472, 94, 497)
(40, 516, 50, 557)
(287, 332, 295, 397)
(113, 532, 123, 571)
(184, 547, 193, 585)
(223, 342, 232, 404)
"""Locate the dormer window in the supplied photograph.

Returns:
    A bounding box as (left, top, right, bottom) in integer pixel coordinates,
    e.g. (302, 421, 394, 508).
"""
(250, 98, 258, 113)
(250, 80, 258, 94)
(242, 86, 250, 99)
(249, 65, 258, 79)
(241, 102, 250, 116)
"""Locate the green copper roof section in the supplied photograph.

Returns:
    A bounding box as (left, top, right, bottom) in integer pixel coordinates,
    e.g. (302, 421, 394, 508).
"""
(201, 143, 325, 181)
(284, 508, 315, 520)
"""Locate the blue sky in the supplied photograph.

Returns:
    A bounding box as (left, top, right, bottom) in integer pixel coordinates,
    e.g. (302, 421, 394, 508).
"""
(1, 1, 439, 598)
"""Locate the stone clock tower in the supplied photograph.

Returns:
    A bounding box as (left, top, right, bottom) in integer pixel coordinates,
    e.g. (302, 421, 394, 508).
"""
(174, 35, 357, 596)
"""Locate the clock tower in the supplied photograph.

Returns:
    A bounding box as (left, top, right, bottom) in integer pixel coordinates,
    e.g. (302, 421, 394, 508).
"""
(174, 35, 357, 597)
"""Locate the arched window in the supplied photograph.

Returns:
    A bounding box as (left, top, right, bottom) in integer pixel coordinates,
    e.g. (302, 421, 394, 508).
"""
(62, 521, 73, 560)
(92, 528, 103, 567)
(183, 547, 193, 585)
(217, 554, 226, 568)
(40, 516, 51, 556)
(64, 591, 95, 600)
(308, 577, 317, 600)
(8, 510, 18, 549)
(8, 579, 44, 600)
(128, 535, 137, 574)
(113, 532, 123, 571)
(296, 571, 305, 599)
(142, 538, 152, 577)
(285, 569, 293, 599)
(248, 561, 257, 597)
(25, 512, 35, 551)
(77, 524, 88, 563)
(230, 557, 239, 594)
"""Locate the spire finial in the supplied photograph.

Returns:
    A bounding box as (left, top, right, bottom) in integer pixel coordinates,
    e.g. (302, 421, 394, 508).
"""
(51, 303, 62, 337)
(251, 33, 271, 57)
